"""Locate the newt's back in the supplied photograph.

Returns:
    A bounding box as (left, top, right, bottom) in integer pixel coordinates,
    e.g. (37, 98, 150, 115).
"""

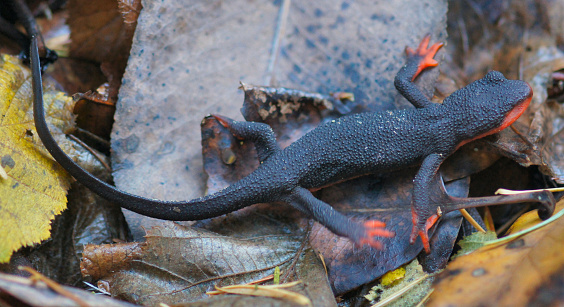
(272, 107, 445, 189)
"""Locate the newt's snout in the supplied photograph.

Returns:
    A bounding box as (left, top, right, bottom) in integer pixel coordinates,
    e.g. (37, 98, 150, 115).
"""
(496, 80, 533, 132)
(487, 71, 533, 105)
(512, 79, 533, 103)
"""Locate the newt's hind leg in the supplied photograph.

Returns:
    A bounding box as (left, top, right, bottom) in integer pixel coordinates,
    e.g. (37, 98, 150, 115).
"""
(394, 34, 443, 109)
(411, 162, 556, 254)
(286, 187, 394, 249)
(213, 114, 281, 162)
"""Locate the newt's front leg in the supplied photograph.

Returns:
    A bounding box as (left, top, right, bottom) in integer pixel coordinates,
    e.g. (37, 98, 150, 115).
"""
(212, 114, 280, 162)
(394, 34, 443, 109)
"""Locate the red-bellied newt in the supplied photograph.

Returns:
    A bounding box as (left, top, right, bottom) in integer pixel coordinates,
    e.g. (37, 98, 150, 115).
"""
(31, 35, 552, 253)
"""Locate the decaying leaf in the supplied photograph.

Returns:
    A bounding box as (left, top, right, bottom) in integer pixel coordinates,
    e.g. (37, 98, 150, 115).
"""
(68, 0, 139, 99)
(82, 219, 335, 306)
(0, 54, 76, 263)
(427, 200, 564, 307)
(81, 242, 143, 280)
(68, 0, 136, 64)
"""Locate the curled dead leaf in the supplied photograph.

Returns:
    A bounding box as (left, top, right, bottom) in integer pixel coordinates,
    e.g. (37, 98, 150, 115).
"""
(80, 242, 143, 280)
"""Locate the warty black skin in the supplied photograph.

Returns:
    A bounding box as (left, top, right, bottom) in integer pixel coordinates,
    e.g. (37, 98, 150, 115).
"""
(31, 36, 532, 251)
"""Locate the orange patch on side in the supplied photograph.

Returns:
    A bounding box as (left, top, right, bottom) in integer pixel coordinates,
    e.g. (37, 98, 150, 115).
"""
(496, 90, 533, 132)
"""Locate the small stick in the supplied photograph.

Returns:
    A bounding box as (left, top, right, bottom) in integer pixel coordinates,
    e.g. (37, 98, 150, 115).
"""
(459, 209, 486, 233)
(483, 207, 495, 232)
(509, 124, 536, 149)
(415, 288, 434, 307)
(66, 134, 111, 172)
(19, 266, 89, 307)
(496, 187, 564, 195)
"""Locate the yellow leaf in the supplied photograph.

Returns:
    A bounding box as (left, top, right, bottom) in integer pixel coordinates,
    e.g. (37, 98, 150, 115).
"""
(381, 266, 406, 286)
(365, 259, 432, 306)
(427, 199, 564, 306)
(506, 201, 564, 235)
(0, 54, 75, 263)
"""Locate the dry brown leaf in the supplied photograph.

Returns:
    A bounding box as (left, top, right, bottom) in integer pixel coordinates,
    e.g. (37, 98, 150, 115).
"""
(117, 0, 142, 27)
(80, 242, 143, 280)
(68, 0, 138, 98)
(427, 200, 564, 306)
(68, 0, 134, 64)
(81, 221, 335, 306)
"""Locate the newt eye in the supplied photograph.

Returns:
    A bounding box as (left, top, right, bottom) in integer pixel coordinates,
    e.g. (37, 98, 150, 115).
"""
(485, 71, 505, 83)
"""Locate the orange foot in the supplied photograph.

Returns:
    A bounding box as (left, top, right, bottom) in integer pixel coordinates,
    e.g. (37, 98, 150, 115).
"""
(212, 114, 234, 128)
(409, 211, 439, 254)
(211, 114, 247, 141)
(358, 220, 395, 249)
(406, 34, 444, 81)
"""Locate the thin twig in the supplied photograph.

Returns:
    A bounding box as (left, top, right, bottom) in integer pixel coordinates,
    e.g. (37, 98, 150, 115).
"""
(509, 124, 536, 150)
(495, 187, 564, 195)
(264, 0, 291, 85)
(459, 209, 486, 233)
(19, 266, 90, 307)
(66, 134, 111, 172)
(281, 219, 311, 283)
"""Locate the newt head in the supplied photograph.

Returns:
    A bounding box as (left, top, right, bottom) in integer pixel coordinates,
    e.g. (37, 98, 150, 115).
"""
(443, 71, 533, 149)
